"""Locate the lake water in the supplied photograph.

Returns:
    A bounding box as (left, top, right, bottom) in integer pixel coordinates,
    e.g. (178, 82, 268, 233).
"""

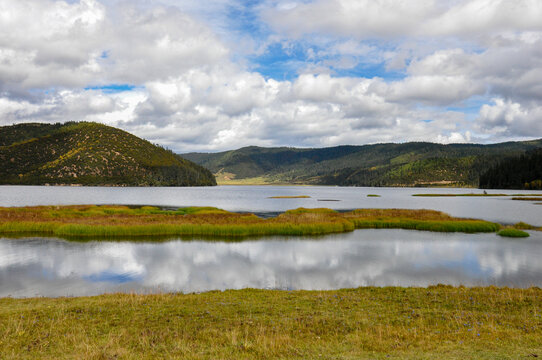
(1, 185, 542, 297)
(1, 185, 542, 225)
(2, 230, 542, 297)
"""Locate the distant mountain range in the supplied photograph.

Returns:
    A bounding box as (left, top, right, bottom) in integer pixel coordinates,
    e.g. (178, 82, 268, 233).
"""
(0, 122, 216, 186)
(183, 140, 542, 187)
(3, 121, 540, 188)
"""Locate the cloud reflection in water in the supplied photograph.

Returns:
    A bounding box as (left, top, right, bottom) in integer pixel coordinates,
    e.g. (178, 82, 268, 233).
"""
(1, 229, 541, 297)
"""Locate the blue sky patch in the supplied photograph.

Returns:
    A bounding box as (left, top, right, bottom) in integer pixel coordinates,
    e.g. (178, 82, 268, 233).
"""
(85, 84, 138, 94)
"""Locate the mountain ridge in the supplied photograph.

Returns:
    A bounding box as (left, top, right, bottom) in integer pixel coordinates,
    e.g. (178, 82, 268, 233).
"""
(182, 140, 542, 187)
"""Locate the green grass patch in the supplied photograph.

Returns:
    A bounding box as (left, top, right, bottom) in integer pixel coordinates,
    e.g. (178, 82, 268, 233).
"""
(497, 229, 530, 238)
(51, 222, 354, 238)
(412, 193, 508, 197)
(367, 194, 381, 197)
(283, 207, 337, 215)
(1, 286, 541, 359)
(511, 197, 542, 201)
(267, 195, 311, 199)
(350, 219, 499, 233)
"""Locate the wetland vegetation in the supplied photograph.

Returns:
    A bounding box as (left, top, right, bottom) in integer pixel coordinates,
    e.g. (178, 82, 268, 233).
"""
(267, 195, 311, 199)
(413, 193, 542, 198)
(497, 228, 530, 238)
(0, 205, 509, 239)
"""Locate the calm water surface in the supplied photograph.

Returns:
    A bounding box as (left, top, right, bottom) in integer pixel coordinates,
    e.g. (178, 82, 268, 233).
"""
(1, 230, 542, 297)
(1, 185, 542, 297)
(1, 185, 541, 225)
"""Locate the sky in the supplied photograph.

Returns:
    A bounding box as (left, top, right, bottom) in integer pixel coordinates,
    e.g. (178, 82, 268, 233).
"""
(1, 0, 542, 152)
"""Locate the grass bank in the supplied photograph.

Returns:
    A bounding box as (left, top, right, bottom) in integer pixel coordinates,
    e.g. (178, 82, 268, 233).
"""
(413, 193, 542, 197)
(1, 286, 541, 359)
(412, 193, 508, 197)
(267, 195, 311, 199)
(0, 205, 507, 238)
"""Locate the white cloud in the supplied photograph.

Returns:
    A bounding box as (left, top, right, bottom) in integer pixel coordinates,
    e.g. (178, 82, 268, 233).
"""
(1, 0, 541, 151)
(477, 98, 542, 137)
(263, 0, 436, 39)
(263, 0, 542, 39)
(0, 0, 228, 93)
(385, 75, 485, 105)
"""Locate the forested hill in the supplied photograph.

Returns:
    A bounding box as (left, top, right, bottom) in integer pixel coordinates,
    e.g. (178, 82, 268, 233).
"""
(0, 122, 216, 186)
(479, 148, 542, 190)
(183, 140, 542, 187)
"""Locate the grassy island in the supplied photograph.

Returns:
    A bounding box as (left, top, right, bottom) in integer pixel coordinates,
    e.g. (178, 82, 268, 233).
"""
(1, 286, 541, 359)
(412, 193, 508, 197)
(497, 229, 530, 238)
(0, 205, 505, 239)
(413, 193, 542, 197)
(267, 195, 311, 199)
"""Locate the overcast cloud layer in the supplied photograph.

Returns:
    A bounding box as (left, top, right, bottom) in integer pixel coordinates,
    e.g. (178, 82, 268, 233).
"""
(1, 0, 541, 152)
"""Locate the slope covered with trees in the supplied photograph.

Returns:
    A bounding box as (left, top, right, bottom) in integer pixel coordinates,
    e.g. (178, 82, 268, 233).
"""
(183, 140, 542, 187)
(0, 122, 216, 186)
(479, 148, 542, 190)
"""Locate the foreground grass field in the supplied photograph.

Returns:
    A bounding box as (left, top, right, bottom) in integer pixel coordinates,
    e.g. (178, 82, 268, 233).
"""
(1, 287, 541, 359)
(0, 205, 508, 238)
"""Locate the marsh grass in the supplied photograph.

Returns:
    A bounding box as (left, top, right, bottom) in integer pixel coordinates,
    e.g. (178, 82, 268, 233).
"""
(497, 229, 530, 238)
(511, 197, 542, 201)
(1, 286, 541, 359)
(267, 195, 311, 199)
(412, 193, 508, 197)
(367, 194, 381, 197)
(413, 193, 542, 198)
(514, 222, 537, 230)
(0, 205, 504, 238)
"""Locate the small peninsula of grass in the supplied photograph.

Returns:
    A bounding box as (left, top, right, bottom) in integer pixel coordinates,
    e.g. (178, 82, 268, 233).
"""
(511, 197, 542, 201)
(367, 194, 381, 197)
(413, 193, 542, 198)
(1, 286, 541, 359)
(0, 205, 503, 239)
(267, 195, 311, 199)
(497, 228, 530, 238)
(412, 193, 508, 197)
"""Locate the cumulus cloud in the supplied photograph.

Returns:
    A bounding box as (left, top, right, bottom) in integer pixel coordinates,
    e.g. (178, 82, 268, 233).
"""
(1, 0, 541, 151)
(477, 98, 542, 137)
(263, 0, 542, 39)
(0, 0, 228, 94)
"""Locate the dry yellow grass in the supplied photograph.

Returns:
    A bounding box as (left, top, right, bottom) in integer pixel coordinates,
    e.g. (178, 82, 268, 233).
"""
(0, 286, 540, 359)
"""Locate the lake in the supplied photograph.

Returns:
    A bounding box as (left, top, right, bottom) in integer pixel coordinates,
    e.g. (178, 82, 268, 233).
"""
(2, 230, 542, 297)
(1, 185, 542, 225)
(1, 185, 542, 297)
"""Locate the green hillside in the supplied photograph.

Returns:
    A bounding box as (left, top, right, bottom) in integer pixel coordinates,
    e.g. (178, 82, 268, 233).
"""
(183, 140, 542, 187)
(0, 122, 216, 186)
(480, 147, 542, 190)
